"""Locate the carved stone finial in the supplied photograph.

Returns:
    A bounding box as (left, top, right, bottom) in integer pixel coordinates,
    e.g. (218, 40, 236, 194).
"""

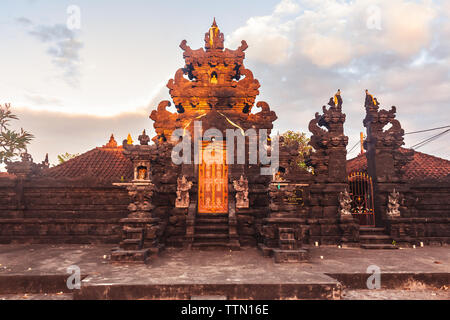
(127, 134, 134, 145)
(205, 18, 224, 51)
(20, 150, 33, 163)
(365, 89, 378, 108)
(138, 130, 150, 145)
(175, 175, 193, 208)
(386, 189, 401, 218)
(104, 134, 118, 148)
(41, 153, 49, 169)
(338, 189, 353, 220)
(233, 175, 249, 208)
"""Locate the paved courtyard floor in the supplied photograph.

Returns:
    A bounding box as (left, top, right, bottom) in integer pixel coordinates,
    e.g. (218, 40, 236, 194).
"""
(0, 244, 448, 299)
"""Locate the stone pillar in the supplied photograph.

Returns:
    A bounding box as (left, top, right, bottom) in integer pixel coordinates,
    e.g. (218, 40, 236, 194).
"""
(111, 183, 164, 263)
(363, 91, 413, 228)
(307, 91, 353, 245)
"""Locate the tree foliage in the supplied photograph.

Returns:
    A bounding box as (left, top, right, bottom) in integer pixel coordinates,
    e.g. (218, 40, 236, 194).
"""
(0, 104, 34, 164)
(281, 130, 312, 170)
(57, 152, 80, 164)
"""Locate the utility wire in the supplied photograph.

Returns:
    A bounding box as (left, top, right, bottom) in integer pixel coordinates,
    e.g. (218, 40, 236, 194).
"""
(348, 125, 450, 154)
(411, 128, 450, 149)
(405, 125, 450, 135)
(347, 140, 360, 155)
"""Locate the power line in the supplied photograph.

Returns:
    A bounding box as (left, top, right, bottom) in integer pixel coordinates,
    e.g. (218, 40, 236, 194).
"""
(411, 128, 450, 149)
(347, 140, 360, 154)
(347, 125, 449, 154)
(405, 125, 450, 135)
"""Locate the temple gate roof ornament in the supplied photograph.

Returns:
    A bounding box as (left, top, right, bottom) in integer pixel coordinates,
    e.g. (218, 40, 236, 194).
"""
(104, 134, 118, 148)
(127, 134, 134, 145)
(150, 19, 277, 143)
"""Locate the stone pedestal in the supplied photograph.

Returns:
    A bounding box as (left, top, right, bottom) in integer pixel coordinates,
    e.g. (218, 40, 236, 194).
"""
(111, 217, 163, 264)
(272, 248, 309, 263)
(110, 182, 164, 264)
(259, 218, 309, 263)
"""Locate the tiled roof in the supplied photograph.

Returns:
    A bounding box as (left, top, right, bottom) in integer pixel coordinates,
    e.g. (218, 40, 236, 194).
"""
(0, 172, 16, 179)
(347, 148, 450, 182)
(42, 145, 133, 181)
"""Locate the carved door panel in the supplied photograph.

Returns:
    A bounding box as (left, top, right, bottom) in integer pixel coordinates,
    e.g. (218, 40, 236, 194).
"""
(198, 141, 228, 213)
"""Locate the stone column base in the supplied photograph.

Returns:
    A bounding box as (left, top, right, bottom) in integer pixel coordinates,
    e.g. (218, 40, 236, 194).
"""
(110, 248, 151, 264)
(258, 244, 309, 263)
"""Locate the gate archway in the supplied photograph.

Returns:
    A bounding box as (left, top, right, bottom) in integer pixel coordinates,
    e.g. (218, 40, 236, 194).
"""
(347, 172, 375, 227)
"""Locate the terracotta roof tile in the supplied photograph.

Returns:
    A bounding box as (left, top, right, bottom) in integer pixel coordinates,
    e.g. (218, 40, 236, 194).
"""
(0, 172, 16, 179)
(347, 148, 450, 182)
(42, 146, 133, 181)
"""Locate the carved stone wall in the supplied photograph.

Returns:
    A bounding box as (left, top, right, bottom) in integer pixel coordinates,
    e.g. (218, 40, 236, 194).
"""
(0, 177, 129, 244)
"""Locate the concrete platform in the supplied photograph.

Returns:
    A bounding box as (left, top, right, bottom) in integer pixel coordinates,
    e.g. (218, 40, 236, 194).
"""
(0, 244, 448, 299)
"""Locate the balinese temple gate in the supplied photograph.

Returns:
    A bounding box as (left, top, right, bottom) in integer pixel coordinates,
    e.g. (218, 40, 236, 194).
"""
(110, 20, 354, 263)
(2, 20, 448, 264)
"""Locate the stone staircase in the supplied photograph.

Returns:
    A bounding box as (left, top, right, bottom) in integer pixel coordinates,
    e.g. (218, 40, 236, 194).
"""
(192, 212, 235, 250)
(360, 227, 398, 249)
(120, 226, 145, 250)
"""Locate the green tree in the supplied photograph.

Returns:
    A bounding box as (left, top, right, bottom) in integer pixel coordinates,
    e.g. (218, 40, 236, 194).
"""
(281, 130, 312, 171)
(57, 152, 80, 164)
(0, 103, 34, 164)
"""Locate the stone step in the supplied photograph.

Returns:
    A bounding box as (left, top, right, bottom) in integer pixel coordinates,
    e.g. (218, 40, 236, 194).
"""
(360, 235, 393, 244)
(360, 234, 391, 240)
(120, 239, 143, 250)
(196, 218, 228, 224)
(122, 239, 142, 244)
(195, 225, 229, 233)
(360, 243, 399, 250)
(194, 233, 229, 240)
(359, 227, 386, 235)
(196, 213, 228, 217)
(122, 227, 144, 234)
(191, 241, 232, 250)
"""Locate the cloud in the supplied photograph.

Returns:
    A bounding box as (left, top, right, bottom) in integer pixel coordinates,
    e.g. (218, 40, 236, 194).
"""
(225, 0, 450, 160)
(17, 19, 83, 87)
(274, 0, 301, 15)
(24, 93, 64, 106)
(10, 107, 154, 166)
(226, 16, 293, 65)
(227, 0, 437, 67)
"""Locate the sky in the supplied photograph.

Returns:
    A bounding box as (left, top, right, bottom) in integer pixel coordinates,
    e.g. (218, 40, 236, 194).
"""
(0, 0, 449, 167)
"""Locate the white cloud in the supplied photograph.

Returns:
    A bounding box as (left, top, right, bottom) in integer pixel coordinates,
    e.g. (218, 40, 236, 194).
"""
(380, 0, 436, 56)
(225, 0, 450, 160)
(299, 33, 353, 67)
(226, 16, 293, 65)
(227, 0, 437, 67)
(19, 20, 84, 87)
(274, 0, 301, 15)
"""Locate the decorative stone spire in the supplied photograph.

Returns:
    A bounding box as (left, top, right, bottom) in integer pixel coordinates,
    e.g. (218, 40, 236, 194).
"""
(307, 90, 348, 182)
(104, 134, 118, 148)
(205, 18, 224, 51)
(127, 134, 134, 145)
(138, 130, 150, 145)
(41, 153, 49, 168)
